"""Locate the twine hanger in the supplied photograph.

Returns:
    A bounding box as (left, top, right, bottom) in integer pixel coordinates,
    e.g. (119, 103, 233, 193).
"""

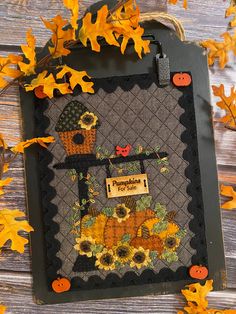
(140, 12, 186, 41)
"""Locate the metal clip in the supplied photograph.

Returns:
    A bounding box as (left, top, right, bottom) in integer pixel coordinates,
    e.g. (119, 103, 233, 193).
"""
(155, 41, 170, 86)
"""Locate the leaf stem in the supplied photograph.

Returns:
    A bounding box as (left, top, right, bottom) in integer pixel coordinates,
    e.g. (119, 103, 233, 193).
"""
(221, 94, 236, 128)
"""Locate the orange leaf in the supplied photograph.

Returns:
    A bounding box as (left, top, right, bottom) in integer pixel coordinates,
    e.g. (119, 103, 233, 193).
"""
(56, 65, 94, 93)
(18, 29, 37, 75)
(0, 209, 34, 253)
(42, 15, 74, 58)
(168, 0, 188, 9)
(181, 280, 213, 313)
(0, 54, 23, 88)
(12, 136, 55, 153)
(111, 0, 150, 58)
(226, 4, 236, 27)
(0, 133, 8, 149)
(0, 178, 13, 196)
(79, 2, 150, 58)
(3, 164, 9, 174)
(79, 5, 120, 52)
(220, 185, 236, 210)
(201, 31, 236, 69)
(179, 280, 236, 313)
(25, 71, 71, 98)
(63, 0, 79, 40)
(0, 304, 7, 314)
(212, 84, 236, 128)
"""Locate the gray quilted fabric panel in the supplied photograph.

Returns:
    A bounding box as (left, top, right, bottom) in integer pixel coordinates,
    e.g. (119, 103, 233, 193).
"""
(45, 80, 195, 280)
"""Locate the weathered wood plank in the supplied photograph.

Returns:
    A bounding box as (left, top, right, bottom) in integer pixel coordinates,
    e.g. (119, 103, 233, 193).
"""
(169, 0, 230, 41)
(0, 272, 236, 313)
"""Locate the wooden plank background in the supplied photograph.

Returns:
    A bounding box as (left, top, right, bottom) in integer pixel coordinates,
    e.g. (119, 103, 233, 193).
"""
(0, 0, 236, 313)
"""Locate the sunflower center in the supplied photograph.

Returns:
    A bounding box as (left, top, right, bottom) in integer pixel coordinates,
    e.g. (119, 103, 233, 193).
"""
(133, 252, 145, 264)
(116, 206, 127, 218)
(116, 246, 129, 258)
(80, 241, 92, 253)
(101, 253, 114, 266)
(82, 115, 94, 125)
(165, 237, 177, 249)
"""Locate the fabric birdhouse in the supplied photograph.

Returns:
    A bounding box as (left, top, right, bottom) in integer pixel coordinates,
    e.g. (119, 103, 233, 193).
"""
(55, 100, 100, 156)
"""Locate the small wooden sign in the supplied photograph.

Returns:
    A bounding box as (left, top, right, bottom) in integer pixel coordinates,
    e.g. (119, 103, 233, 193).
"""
(106, 174, 149, 198)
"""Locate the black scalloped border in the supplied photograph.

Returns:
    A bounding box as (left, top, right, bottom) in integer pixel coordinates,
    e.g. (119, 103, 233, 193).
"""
(35, 73, 208, 290)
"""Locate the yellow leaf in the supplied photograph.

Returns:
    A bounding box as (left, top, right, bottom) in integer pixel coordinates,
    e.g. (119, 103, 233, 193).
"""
(0, 178, 13, 196)
(0, 54, 23, 88)
(42, 15, 74, 58)
(0, 209, 33, 253)
(24, 70, 71, 98)
(119, 25, 150, 59)
(201, 31, 236, 69)
(0, 133, 8, 149)
(63, 0, 79, 39)
(56, 65, 94, 93)
(0, 304, 7, 314)
(220, 184, 236, 210)
(226, 4, 236, 27)
(212, 84, 236, 128)
(111, 0, 140, 28)
(168, 0, 188, 9)
(79, 2, 150, 58)
(180, 280, 213, 313)
(18, 29, 37, 76)
(12, 136, 55, 153)
(79, 5, 120, 52)
(3, 164, 9, 174)
(179, 280, 236, 313)
(110, 0, 150, 58)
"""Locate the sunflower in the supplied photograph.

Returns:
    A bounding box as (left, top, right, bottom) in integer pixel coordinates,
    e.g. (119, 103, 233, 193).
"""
(74, 235, 95, 257)
(113, 204, 131, 223)
(130, 247, 151, 269)
(78, 112, 98, 130)
(164, 235, 180, 251)
(95, 248, 117, 271)
(113, 242, 134, 264)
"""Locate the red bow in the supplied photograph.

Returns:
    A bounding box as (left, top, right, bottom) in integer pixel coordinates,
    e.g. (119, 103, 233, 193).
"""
(115, 145, 132, 157)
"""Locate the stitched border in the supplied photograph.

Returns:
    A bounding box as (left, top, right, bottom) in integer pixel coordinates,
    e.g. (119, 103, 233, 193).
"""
(35, 73, 208, 290)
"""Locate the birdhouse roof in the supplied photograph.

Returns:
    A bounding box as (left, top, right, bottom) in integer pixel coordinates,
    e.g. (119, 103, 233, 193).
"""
(55, 100, 99, 132)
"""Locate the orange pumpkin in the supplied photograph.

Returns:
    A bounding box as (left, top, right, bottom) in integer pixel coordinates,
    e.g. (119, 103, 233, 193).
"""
(104, 209, 155, 248)
(189, 265, 208, 280)
(52, 277, 71, 293)
(173, 73, 192, 87)
(34, 85, 47, 99)
(131, 235, 164, 254)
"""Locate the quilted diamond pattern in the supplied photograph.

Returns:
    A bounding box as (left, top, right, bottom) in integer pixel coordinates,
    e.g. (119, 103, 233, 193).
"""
(45, 78, 195, 280)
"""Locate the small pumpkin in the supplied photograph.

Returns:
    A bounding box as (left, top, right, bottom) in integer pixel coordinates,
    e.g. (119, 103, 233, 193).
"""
(173, 73, 192, 87)
(34, 85, 47, 99)
(52, 277, 71, 293)
(189, 265, 208, 280)
(131, 235, 164, 254)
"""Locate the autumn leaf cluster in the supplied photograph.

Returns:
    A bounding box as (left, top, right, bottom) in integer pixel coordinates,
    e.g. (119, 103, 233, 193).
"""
(201, 2, 236, 69)
(0, 0, 150, 99)
(0, 134, 54, 253)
